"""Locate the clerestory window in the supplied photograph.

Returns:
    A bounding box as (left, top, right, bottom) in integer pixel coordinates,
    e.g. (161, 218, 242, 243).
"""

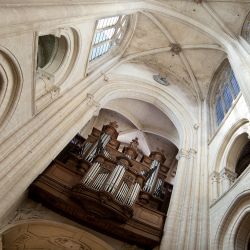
(89, 15, 129, 61)
(215, 70, 240, 126)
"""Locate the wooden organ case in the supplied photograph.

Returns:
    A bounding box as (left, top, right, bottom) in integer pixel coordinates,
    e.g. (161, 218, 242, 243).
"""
(29, 122, 173, 249)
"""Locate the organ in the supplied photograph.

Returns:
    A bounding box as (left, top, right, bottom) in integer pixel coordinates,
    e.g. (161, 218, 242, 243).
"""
(29, 122, 174, 249)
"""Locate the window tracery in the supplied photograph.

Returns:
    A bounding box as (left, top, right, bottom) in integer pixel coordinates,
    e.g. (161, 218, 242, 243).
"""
(89, 15, 129, 61)
(214, 64, 240, 126)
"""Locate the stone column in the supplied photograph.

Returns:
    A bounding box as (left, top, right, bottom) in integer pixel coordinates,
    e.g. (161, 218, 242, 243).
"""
(210, 171, 219, 203)
(219, 168, 237, 195)
(160, 148, 195, 250)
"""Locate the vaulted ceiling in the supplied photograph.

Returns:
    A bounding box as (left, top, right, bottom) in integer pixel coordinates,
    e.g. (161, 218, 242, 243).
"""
(83, 0, 250, 173)
(113, 1, 250, 101)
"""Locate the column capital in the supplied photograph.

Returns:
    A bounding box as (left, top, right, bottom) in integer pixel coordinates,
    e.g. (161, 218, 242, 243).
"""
(220, 168, 237, 182)
(176, 148, 197, 160)
(210, 171, 219, 181)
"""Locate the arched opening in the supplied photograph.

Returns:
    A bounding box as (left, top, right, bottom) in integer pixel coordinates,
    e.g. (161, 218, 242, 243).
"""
(34, 28, 79, 113)
(28, 97, 180, 248)
(1, 221, 113, 250)
(235, 141, 250, 177)
(235, 213, 250, 250)
(37, 34, 67, 72)
(227, 132, 249, 175)
(215, 192, 250, 250)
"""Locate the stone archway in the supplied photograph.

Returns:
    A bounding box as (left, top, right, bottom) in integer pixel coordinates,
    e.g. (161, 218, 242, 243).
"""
(1, 220, 113, 250)
(215, 192, 250, 250)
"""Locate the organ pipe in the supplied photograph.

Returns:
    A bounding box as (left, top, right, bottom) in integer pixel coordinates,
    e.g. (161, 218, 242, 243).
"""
(126, 183, 141, 207)
(85, 133, 111, 162)
(143, 160, 160, 193)
(104, 164, 125, 193)
(82, 162, 101, 185)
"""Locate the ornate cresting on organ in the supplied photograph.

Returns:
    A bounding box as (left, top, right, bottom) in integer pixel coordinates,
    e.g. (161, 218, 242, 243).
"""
(29, 122, 173, 248)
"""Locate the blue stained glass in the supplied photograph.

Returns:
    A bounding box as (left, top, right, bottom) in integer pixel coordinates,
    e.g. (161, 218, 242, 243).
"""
(216, 97, 224, 125)
(230, 73, 240, 97)
(223, 84, 233, 112)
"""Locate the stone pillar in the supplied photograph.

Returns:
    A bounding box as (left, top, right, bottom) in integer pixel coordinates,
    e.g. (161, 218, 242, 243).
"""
(219, 168, 237, 195)
(210, 171, 219, 202)
(226, 40, 250, 110)
(160, 148, 195, 250)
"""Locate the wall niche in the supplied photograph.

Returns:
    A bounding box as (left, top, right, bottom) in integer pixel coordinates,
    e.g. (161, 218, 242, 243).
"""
(34, 28, 79, 113)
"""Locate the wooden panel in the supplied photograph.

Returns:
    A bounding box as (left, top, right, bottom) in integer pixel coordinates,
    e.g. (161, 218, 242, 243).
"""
(133, 204, 164, 229)
(46, 164, 79, 187)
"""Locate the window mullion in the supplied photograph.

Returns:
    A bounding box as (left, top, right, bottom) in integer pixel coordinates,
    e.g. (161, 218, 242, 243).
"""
(92, 39, 112, 48)
(97, 24, 117, 33)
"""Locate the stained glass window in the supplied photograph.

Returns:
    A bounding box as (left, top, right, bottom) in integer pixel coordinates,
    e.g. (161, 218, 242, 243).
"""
(216, 97, 224, 125)
(215, 69, 240, 126)
(90, 15, 129, 61)
(231, 73, 240, 97)
(223, 84, 233, 112)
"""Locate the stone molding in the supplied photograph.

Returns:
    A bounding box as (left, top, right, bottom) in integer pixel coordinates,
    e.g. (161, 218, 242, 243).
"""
(176, 148, 197, 160)
(220, 168, 237, 182)
(211, 171, 220, 182)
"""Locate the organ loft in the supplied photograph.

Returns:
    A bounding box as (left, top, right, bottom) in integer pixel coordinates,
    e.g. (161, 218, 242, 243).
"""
(29, 121, 173, 249)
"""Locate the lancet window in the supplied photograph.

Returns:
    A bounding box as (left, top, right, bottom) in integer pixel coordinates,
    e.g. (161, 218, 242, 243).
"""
(89, 15, 129, 61)
(214, 65, 240, 126)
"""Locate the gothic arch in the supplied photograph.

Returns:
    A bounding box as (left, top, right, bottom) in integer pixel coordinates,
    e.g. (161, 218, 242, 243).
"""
(0, 46, 23, 131)
(94, 78, 196, 150)
(214, 118, 249, 173)
(0, 76, 197, 227)
(215, 191, 250, 250)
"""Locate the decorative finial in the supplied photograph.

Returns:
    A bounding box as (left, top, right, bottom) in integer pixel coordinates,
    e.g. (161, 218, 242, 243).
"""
(130, 137, 139, 149)
(109, 121, 118, 129)
(170, 43, 182, 55)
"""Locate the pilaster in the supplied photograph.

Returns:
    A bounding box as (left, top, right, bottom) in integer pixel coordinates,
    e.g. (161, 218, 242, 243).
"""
(160, 148, 196, 250)
(210, 171, 219, 202)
